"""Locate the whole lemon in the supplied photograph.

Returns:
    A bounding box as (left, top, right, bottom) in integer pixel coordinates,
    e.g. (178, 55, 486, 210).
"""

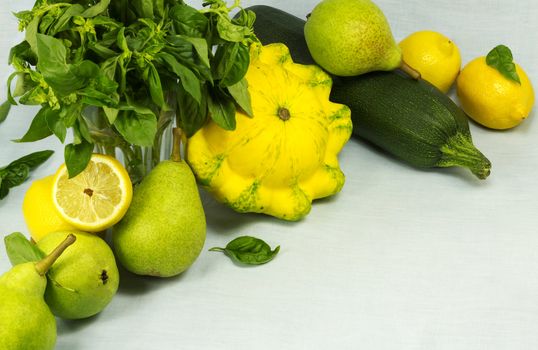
(22, 175, 76, 242)
(399, 30, 461, 93)
(457, 57, 535, 129)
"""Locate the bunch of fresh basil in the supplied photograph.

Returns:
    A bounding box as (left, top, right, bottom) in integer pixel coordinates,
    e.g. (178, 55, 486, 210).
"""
(2, 0, 256, 181)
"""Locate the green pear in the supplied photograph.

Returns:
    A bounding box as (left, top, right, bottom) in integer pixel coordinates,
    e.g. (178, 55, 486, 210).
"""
(36, 230, 119, 320)
(0, 234, 75, 350)
(113, 128, 206, 277)
(304, 0, 418, 77)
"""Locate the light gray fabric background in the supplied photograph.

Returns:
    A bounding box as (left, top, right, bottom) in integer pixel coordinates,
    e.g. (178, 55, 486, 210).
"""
(1, 1, 537, 349)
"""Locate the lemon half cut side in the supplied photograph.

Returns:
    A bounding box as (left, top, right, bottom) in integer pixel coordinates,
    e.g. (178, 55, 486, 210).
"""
(52, 154, 133, 232)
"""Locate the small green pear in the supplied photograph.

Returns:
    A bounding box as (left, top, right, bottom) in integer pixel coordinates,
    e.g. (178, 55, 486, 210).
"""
(113, 128, 206, 277)
(36, 230, 119, 319)
(304, 0, 419, 77)
(0, 234, 75, 350)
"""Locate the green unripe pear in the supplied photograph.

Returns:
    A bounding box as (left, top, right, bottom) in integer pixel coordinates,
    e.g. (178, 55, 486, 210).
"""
(304, 0, 417, 77)
(36, 231, 119, 319)
(0, 234, 75, 350)
(113, 128, 206, 277)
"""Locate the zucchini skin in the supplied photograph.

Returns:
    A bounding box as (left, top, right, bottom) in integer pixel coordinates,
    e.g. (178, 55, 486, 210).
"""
(248, 5, 491, 179)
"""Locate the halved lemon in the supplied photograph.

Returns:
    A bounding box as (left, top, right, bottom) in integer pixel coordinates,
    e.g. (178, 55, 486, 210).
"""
(52, 154, 133, 232)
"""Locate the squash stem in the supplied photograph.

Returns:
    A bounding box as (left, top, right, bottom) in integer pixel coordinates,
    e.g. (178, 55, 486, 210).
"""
(438, 133, 491, 179)
(171, 127, 182, 162)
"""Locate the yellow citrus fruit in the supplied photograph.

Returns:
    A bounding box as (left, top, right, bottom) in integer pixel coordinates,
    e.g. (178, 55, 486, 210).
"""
(52, 154, 133, 232)
(457, 57, 535, 129)
(399, 30, 461, 93)
(22, 175, 77, 242)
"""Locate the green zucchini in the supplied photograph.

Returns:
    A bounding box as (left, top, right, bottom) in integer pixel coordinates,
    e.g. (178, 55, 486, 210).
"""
(247, 5, 491, 179)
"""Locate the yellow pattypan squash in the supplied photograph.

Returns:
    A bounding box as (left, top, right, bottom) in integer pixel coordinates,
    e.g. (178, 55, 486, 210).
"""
(186, 43, 352, 221)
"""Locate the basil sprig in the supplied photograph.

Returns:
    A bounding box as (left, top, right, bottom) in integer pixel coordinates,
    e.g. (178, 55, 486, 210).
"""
(0, 150, 53, 200)
(3, 0, 256, 179)
(210, 236, 280, 265)
(486, 45, 521, 84)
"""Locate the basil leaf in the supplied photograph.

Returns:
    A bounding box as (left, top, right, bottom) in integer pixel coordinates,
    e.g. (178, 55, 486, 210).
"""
(227, 78, 252, 117)
(207, 88, 236, 130)
(486, 45, 521, 84)
(45, 108, 67, 143)
(8, 150, 54, 170)
(148, 63, 165, 108)
(9, 40, 37, 66)
(0, 150, 53, 200)
(209, 236, 280, 265)
(14, 107, 53, 143)
(4, 232, 45, 266)
(114, 110, 157, 147)
(214, 42, 250, 87)
(0, 183, 9, 200)
(1, 164, 30, 189)
(81, 0, 111, 18)
(176, 83, 208, 137)
(216, 15, 252, 43)
(0, 101, 11, 124)
(169, 4, 208, 38)
(65, 140, 94, 178)
(157, 52, 201, 103)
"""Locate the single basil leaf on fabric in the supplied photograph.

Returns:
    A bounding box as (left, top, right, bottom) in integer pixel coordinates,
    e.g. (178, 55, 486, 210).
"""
(114, 110, 157, 147)
(14, 107, 53, 142)
(0, 101, 11, 124)
(8, 150, 54, 170)
(4, 232, 46, 266)
(227, 78, 252, 117)
(486, 45, 521, 84)
(207, 88, 237, 130)
(65, 140, 93, 178)
(45, 108, 67, 143)
(0, 181, 9, 199)
(209, 236, 280, 265)
(81, 0, 111, 17)
(157, 52, 202, 103)
(1, 164, 30, 189)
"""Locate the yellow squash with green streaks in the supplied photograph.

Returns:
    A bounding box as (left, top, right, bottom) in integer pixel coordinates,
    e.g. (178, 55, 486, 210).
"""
(186, 43, 352, 221)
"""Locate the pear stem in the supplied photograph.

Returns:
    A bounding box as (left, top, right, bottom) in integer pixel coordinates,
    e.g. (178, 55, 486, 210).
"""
(171, 127, 182, 162)
(34, 234, 76, 276)
(400, 60, 421, 80)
